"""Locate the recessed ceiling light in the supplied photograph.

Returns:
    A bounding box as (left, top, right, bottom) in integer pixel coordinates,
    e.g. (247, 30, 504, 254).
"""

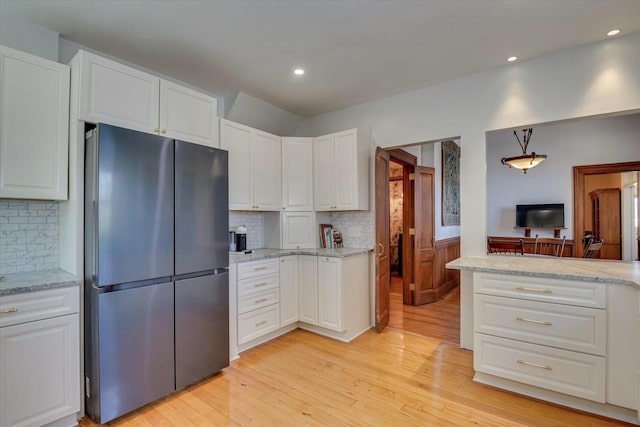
(507, 56, 518, 63)
(607, 29, 621, 36)
(293, 68, 305, 76)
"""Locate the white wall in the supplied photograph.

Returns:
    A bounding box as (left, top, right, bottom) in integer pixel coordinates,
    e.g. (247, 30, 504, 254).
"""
(486, 113, 640, 239)
(226, 91, 304, 136)
(0, 14, 59, 61)
(298, 32, 640, 349)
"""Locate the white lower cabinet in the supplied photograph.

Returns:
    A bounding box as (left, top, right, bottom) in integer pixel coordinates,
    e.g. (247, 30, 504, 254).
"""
(232, 253, 370, 354)
(318, 257, 344, 332)
(236, 259, 280, 346)
(474, 333, 605, 402)
(279, 256, 299, 327)
(473, 273, 607, 403)
(299, 253, 370, 341)
(0, 287, 80, 427)
(298, 255, 319, 325)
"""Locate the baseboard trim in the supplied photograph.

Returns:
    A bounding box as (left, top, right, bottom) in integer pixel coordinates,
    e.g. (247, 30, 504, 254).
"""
(474, 372, 638, 425)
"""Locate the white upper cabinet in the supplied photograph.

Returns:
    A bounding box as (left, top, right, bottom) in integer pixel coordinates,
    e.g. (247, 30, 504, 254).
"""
(313, 129, 369, 211)
(159, 80, 218, 146)
(282, 212, 316, 249)
(0, 46, 70, 200)
(281, 137, 313, 211)
(73, 50, 218, 147)
(220, 119, 281, 211)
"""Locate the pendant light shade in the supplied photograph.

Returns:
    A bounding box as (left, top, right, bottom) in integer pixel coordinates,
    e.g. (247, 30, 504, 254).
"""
(501, 128, 546, 174)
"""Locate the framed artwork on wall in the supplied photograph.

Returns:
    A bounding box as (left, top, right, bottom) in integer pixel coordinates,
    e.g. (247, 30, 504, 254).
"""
(442, 140, 460, 226)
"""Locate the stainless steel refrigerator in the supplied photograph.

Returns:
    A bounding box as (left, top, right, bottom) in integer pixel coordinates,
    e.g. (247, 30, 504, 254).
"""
(84, 124, 229, 423)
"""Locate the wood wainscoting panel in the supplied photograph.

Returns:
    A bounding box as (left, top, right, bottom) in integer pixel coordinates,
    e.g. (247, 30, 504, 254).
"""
(434, 236, 460, 301)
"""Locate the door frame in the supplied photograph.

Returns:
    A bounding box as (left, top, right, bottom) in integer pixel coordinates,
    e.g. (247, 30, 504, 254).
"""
(387, 149, 417, 305)
(573, 161, 640, 257)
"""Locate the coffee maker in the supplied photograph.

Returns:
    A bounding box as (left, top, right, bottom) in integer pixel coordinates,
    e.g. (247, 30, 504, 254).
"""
(235, 225, 247, 252)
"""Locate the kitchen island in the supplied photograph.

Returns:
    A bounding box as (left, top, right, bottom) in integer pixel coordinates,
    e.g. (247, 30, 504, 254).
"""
(447, 255, 640, 424)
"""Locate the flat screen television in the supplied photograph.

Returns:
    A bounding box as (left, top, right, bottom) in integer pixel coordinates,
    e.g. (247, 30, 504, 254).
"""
(516, 203, 565, 228)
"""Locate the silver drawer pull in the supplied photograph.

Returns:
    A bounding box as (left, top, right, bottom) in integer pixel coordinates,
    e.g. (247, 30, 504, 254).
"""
(254, 267, 268, 271)
(517, 359, 552, 370)
(517, 316, 552, 326)
(0, 308, 18, 315)
(255, 298, 268, 303)
(516, 286, 552, 294)
(255, 320, 267, 327)
(254, 282, 268, 287)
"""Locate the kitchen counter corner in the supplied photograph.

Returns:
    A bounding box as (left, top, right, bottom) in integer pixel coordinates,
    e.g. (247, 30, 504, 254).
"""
(0, 269, 81, 296)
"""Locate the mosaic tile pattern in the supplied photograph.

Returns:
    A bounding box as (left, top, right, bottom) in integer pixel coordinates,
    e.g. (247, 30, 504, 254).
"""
(0, 200, 59, 274)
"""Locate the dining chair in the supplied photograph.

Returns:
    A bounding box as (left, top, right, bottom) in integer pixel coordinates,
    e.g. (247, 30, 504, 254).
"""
(583, 239, 604, 258)
(487, 238, 524, 255)
(534, 235, 566, 257)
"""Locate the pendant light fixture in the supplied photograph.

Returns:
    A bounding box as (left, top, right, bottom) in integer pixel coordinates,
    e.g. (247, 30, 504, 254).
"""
(501, 128, 546, 174)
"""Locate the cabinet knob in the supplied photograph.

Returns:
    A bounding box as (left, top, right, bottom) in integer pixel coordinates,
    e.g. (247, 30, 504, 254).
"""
(154, 127, 160, 132)
(161, 129, 167, 133)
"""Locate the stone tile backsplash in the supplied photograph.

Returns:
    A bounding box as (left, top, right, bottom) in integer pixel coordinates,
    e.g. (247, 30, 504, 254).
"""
(0, 200, 59, 274)
(326, 211, 374, 249)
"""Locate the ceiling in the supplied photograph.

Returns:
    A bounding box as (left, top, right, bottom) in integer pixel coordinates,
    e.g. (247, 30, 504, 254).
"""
(2, 0, 640, 117)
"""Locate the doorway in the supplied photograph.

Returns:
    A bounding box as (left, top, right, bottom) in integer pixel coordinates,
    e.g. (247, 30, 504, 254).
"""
(573, 162, 640, 259)
(375, 145, 461, 344)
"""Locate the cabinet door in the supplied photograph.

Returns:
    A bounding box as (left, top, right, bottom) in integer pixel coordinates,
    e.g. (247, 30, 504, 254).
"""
(282, 137, 314, 211)
(334, 129, 358, 209)
(220, 120, 253, 210)
(282, 212, 316, 249)
(298, 255, 318, 325)
(279, 256, 299, 327)
(0, 46, 69, 200)
(318, 257, 344, 331)
(313, 134, 335, 211)
(79, 51, 160, 134)
(159, 80, 218, 147)
(0, 314, 80, 427)
(252, 131, 281, 211)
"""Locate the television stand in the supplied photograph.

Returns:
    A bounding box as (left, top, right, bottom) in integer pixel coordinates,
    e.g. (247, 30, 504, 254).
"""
(516, 227, 565, 238)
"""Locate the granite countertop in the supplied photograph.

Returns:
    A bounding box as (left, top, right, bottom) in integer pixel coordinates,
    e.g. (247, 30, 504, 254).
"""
(230, 248, 372, 264)
(446, 255, 640, 288)
(0, 269, 81, 296)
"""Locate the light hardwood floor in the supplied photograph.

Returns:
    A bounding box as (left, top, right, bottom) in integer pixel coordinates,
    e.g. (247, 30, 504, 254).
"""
(80, 327, 631, 426)
(388, 275, 460, 344)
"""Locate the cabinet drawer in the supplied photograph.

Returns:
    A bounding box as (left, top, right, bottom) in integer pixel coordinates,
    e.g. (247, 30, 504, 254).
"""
(238, 273, 279, 297)
(474, 294, 606, 355)
(474, 333, 605, 402)
(474, 272, 606, 308)
(237, 259, 279, 280)
(238, 288, 279, 315)
(238, 304, 279, 345)
(0, 287, 79, 328)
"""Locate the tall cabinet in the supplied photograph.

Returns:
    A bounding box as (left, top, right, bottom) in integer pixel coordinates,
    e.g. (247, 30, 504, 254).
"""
(590, 188, 621, 260)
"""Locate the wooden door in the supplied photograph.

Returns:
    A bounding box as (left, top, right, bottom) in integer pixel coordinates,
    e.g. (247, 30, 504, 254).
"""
(281, 137, 314, 211)
(279, 256, 299, 327)
(375, 148, 391, 332)
(298, 255, 319, 325)
(413, 166, 436, 305)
